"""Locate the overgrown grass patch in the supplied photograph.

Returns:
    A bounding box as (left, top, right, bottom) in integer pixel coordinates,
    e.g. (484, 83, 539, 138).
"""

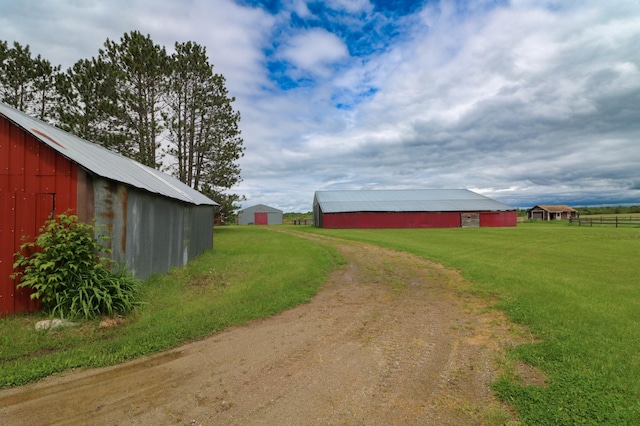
(0, 226, 341, 388)
(298, 222, 640, 424)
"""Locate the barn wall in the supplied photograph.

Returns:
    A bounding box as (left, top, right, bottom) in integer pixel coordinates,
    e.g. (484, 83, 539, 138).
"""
(479, 211, 517, 227)
(320, 211, 517, 229)
(92, 177, 214, 280)
(266, 211, 283, 225)
(0, 116, 78, 316)
(321, 212, 462, 229)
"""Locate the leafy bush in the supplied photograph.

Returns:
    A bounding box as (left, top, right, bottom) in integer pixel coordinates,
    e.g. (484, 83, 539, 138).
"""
(12, 213, 141, 319)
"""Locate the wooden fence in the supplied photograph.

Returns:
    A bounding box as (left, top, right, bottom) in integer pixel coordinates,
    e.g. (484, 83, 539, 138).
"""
(569, 216, 640, 227)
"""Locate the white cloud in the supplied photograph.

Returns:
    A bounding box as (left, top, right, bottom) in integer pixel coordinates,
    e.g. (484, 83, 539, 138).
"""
(324, 0, 373, 14)
(279, 28, 349, 75)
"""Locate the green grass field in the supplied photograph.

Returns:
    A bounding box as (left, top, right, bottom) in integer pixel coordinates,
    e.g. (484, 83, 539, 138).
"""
(299, 222, 640, 424)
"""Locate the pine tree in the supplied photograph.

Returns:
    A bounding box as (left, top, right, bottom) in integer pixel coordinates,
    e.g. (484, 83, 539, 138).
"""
(31, 55, 60, 121)
(165, 41, 244, 213)
(0, 42, 35, 112)
(56, 58, 127, 152)
(99, 31, 169, 167)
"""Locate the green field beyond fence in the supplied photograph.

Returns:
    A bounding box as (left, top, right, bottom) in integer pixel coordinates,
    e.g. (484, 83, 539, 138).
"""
(300, 222, 640, 425)
(570, 215, 640, 227)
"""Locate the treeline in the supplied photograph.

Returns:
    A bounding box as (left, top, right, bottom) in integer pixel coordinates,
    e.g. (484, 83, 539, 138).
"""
(575, 205, 640, 215)
(516, 205, 640, 217)
(283, 212, 313, 224)
(0, 32, 244, 218)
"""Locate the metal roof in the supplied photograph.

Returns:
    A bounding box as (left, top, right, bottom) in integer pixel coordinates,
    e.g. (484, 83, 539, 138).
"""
(239, 204, 283, 213)
(529, 205, 577, 212)
(0, 102, 217, 206)
(314, 189, 515, 213)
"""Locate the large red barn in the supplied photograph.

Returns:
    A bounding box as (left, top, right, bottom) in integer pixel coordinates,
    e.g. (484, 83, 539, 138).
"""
(313, 189, 516, 229)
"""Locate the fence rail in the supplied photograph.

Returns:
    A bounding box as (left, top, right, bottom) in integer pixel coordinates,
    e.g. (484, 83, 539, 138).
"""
(569, 216, 640, 227)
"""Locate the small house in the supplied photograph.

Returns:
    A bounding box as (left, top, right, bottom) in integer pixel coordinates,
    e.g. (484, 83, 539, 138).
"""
(527, 205, 578, 221)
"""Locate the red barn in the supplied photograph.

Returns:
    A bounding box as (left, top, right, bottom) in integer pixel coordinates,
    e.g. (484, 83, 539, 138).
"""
(0, 102, 217, 316)
(313, 189, 516, 229)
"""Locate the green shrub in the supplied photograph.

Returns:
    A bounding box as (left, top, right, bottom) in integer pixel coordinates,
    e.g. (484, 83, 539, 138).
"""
(12, 213, 141, 320)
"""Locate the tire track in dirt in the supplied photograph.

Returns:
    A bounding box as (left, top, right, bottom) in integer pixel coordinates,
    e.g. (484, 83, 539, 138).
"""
(0, 232, 536, 425)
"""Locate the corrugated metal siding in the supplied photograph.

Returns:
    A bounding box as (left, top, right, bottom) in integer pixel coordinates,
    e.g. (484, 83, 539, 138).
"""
(0, 116, 78, 315)
(188, 205, 215, 259)
(93, 178, 214, 280)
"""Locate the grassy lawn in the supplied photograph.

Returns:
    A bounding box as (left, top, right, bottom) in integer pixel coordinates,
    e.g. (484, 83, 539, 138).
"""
(298, 222, 640, 424)
(0, 226, 342, 388)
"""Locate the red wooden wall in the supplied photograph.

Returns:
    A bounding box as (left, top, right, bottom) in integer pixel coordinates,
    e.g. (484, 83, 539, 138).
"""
(480, 211, 517, 227)
(0, 116, 78, 316)
(320, 211, 517, 229)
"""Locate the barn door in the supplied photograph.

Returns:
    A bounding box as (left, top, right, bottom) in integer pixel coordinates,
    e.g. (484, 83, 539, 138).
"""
(0, 192, 15, 316)
(7, 192, 55, 314)
(254, 212, 268, 225)
(461, 212, 480, 228)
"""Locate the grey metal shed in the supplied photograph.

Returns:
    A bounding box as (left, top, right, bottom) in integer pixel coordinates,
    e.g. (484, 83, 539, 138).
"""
(237, 204, 283, 225)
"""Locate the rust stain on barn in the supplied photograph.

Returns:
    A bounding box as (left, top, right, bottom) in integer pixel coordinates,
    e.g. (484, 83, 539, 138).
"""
(0, 102, 218, 316)
(30, 128, 67, 150)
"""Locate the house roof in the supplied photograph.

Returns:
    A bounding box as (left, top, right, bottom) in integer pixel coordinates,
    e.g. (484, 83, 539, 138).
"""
(529, 205, 577, 212)
(0, 102, 217, 206)
(314, 189, 515, 213)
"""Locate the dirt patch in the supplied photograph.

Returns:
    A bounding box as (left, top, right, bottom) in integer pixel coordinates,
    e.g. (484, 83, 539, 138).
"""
(0, 234, 537, 425)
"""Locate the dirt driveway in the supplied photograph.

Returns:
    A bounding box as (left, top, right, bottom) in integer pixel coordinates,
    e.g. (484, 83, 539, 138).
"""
(0, 233, 534, 425)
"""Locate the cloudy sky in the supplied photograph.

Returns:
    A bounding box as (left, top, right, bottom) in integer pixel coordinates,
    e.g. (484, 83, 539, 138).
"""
(2, 0, 640, 211)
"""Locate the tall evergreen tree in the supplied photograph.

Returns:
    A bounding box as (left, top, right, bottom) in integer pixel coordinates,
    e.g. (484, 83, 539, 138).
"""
(100, 31, 169, 167)
(197, 72, 244, 193)
(0, 40, 7, 71)
(165, 41, 244, 217)
(0, 42, 35, 112)
(0, 40, 6, 100)
(0, 42, 60, 122)
(31, 55, 60, 121)
(164, 41, 212, 187)
(56, 58, 127, 151)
